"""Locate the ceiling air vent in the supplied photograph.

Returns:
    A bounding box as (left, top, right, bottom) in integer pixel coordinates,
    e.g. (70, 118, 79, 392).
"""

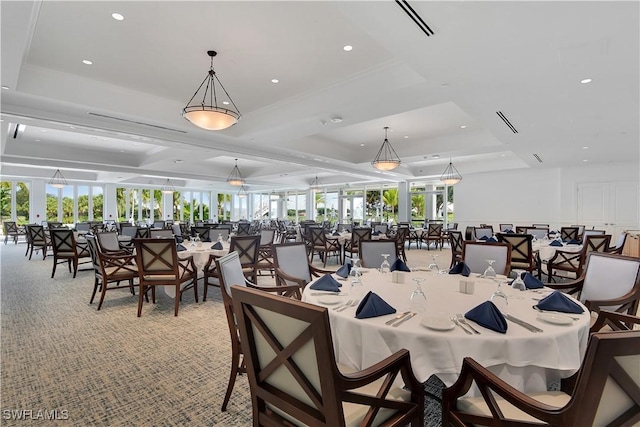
(533, 154, 543, 163)
(88, 112, 187, 134)
(12, 123, 25, 139)
(496, 111, 518, 134)
(395, 0, 435, 37)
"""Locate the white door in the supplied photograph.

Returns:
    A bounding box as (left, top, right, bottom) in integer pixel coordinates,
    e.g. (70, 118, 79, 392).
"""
(577, 182, 639, 236)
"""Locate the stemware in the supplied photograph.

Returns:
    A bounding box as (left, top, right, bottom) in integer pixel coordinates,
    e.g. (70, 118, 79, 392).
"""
(511, 269, 526, 291)
(410, 277, 428, 313)
(217, 232, 224, 243)
(380, 254, 390, 274)
(481, 259, 497, 279)
(427, 254, 440, 272)
(350, 257, 364, 299)
(490, 277, 509, 306)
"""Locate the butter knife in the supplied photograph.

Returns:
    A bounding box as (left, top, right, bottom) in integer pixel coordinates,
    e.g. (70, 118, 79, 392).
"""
(393, 312, 417, 327)
(385, 311, 411, 325)
(504, 313, 543, 333)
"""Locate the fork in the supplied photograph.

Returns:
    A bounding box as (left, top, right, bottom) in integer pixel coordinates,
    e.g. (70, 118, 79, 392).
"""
(337, 299, 359, 312)
(451, 316, 472, 334)
(333, 299, 353, 311)
(456, 313, 481, 334)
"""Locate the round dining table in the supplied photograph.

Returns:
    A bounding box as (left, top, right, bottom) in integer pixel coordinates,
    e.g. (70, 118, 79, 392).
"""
(533, 239, 583, 261)
(302, 268, 590, 393)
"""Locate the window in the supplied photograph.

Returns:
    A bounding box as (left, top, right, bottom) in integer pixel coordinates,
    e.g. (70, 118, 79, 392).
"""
(1, 182, 12, 223)
(116, 187, 128, 221)
(218, 193, 231, 221)
(152, 189, 162, 221)
(92, 186, 104, 221)
(15, 182, 30, 224)
(77, 186, 90, 222)
(46, 185, 59, 222)
(141, 189, 151, 222)
(62, 186, 74, 224)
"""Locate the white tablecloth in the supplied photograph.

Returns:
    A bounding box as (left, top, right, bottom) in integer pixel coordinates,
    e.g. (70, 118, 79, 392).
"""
(302, 269, 590, 392)
(533, 241, 582, 261)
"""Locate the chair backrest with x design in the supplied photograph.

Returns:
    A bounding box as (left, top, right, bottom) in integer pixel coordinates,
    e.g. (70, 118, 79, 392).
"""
(259, 229, 276, 247)
(583, 234, 611, 256)
(4, 221, 18, 235)
(427, 223, 443, 238)
(349, 227, 371, 249)
(560, 227, 580, 242)
(190, 226, 210, 241)
(497, 233, 534, 271)
(27, 224, 47, 244)
(229, 235, 260, 269)
(236, 222, 251, 236)
(50, 228, 77, 255)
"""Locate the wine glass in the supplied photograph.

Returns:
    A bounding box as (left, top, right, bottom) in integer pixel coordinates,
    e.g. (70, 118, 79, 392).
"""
(427, 254, 440, 272)
(481, 259, 497, 279)
(217, 232, 223, 243)
(511, 269, 526, 291)
(380, 254, 390, 274)
(350, 257, 364, 299)
(410, 277, 428, 313)
(490, 277, 509, 306)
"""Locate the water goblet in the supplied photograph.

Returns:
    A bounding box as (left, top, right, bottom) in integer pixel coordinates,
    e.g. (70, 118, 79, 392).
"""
(490, 277, 509, 306)
(217, 233, 223, 243)
(482, 259, 497, 279)
(427, 254, 440, 272)
(410, 277, 428, 313)
(350, 258, 364, 299)
(511, 269, 526, 291)
(380, 254, 391, 274)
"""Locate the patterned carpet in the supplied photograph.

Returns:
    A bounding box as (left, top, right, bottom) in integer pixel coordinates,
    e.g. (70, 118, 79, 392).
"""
(0, 242, 449, 426)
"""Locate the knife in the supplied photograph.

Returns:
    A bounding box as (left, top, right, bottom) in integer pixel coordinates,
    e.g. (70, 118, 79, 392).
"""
(385, 311, 411, 325)
(393, 312, 417, 327)
(504, 313, 543, 332)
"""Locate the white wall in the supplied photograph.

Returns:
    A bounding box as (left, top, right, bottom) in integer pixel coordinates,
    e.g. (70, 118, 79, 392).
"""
(454, 161, 639, 231)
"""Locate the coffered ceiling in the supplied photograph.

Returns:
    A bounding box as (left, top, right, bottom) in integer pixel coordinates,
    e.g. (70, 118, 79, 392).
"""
(1, 1, 638, 193)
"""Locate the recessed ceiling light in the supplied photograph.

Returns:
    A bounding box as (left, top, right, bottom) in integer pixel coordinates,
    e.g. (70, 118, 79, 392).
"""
(40, 129, 47, 132)
(583, 159, 589, 162)
(403, 135, 409, 139)
(111, 12, 124, 21)
(35, 139, 40, 142)
(1, 86, 9, 90)
(580, 78, 592, 84)
(582, 146, 589, 149)
(343, 45, 353, 51)
(360, 143, 365, 147)
(222, 101, 229, 105)
(271, 79, 279, 84)
(82, 59, 93, 65)
(432, 154, 441, 159)
(174, 160, 183, 164)
(460, 125, 467, 129)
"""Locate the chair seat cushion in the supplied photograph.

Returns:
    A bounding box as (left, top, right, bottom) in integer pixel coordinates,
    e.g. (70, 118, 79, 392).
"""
(456, 391, 570, 423)
(105, 266, 137, 278)
(143, 274, 177, 281)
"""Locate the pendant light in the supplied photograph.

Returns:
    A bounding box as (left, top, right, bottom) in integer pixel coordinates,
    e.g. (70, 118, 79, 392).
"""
(238, 185, 248, 198)
(440, 159, 462, 185)
(182, 50, 241, 131)
(371, 127, 401, 171)
(161, 179, 176, 194)
(309, 175, 323, 190)
(226, 159, 245, 186)
(49, 169, 68, 188)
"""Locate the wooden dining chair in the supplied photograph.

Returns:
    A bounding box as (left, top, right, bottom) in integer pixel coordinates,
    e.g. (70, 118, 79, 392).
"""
(134, 238, 197, 316)
(190, 226, 211, 241)
(560, 226, 580, 242)
(545, 234, 611, 282)
(496, 233, 535, 273)
(359, 239, 398, 268)
(462, 241, 511, 276)
(96, 231, 132, 255)
(423, 223, 444, 250)
(473, 226, 493, 240)
(272, 242, 333, 289)
(3, 221, 23, 244)
(442, 330, 640, 427)
(607, 232, 628, 255)
(231, 285, 425, 427)
(149, 228, 174, 239)
(86, 235, 138, 311)
(547, 252, 640, 316)
(499, 223, 514, 232)
(448, 230, 464, 268)
(256, 228, 276, 277)
(524, 227, 549, 240)
(25, 224, 50, 260)
(49, 228, 91, 278)
(308, 226, 341, 267)
(394, 226, 409, 262)
(236, 222, 251, 236)
(215, 251, 301, 412)
(344, 227, 371, 263)
(229, 235, 260, 284)
(590, 309, 640, 333)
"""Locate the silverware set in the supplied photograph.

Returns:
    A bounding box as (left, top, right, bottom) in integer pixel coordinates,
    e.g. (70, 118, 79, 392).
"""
(451, 316, 473, 334)
(335, 299, 359, 312)
(384, 312, 416, 327)
(503, 313, 544, 332)
(455, 313, 481, 334)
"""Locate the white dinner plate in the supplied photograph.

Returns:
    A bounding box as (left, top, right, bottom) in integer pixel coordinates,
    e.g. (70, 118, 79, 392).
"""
(420, 316, 455, 331)
(537, 312, 573, 325)
(318, 295, 343, 305)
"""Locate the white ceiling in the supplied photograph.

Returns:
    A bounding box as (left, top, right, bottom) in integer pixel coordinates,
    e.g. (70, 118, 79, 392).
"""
(1, 1, 638, 193)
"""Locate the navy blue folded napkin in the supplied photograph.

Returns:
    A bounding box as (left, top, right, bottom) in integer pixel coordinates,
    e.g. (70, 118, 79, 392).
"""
(465, 301, 507, 333)
(355, 291, 396, 319)
(479, 235, 489, 241)
(211, 242, 223, 250)
(522, 272, 544, 289)
(566, 239, 580, 245)
(372, 230, 380, 236)
(535, 291, 584, 314)
(505, 229, 514, 233)
(309, 274, 342, 292)
(176, 244, 187, 252)
(390, 259, 411, 272)
(487, 236, 498, 242)
(549, 240, 563, 247)
(332, 231, 340, 236)
(335, 262, 352, 278)
(449, 261, 471, 277)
